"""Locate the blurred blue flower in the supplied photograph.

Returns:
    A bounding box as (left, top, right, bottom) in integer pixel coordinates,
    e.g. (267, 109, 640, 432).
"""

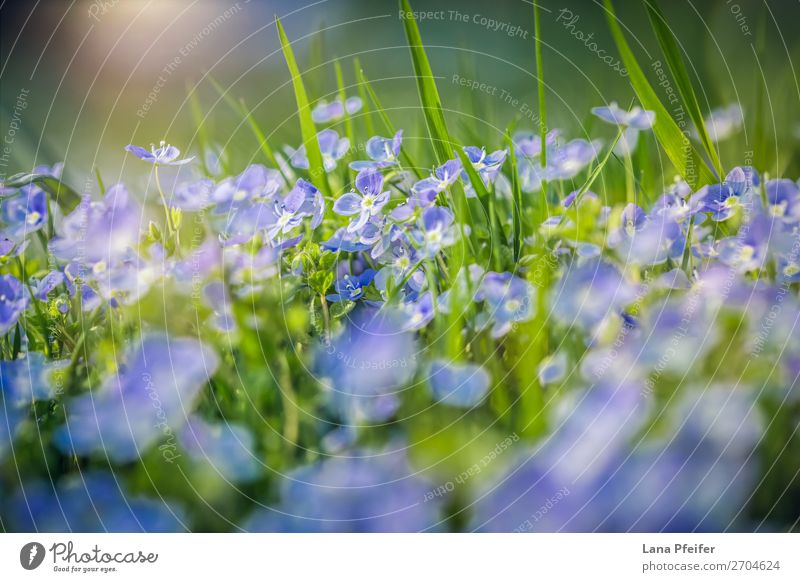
(180, 415, 261, 483)
(548, 139, 601, 180)
(333, 168, 390, 232)
(245, 449, 440, 532)
(288, 129, 349, 173)
(538, 352, 567, 386)
(55, 334, 219, 463)
(417, 206, 458, 258)
(551, 260, 638, 332)
(125, 141, 194, 166)
(0, 274, 29, 335)
(591, 102, 655, 129)
(475, 271, 535, 338)
(427, 359, 490, 407)
(315, 308, 417, 422)
(311, 96, 362, 124)
(765, 179, 800, 223)
(211, 164, 281, 215)
(4, 472, 186, 532)
(696, 104, 743, 143)
(400, 291, 434, 331)
(460, 146, 507, 191)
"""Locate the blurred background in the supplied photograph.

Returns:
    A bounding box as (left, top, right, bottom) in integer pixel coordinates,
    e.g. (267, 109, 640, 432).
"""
(1, 0, 799, 188)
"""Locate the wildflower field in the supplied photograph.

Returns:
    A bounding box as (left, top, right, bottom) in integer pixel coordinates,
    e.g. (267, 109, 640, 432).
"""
(1, 0, 799, 533)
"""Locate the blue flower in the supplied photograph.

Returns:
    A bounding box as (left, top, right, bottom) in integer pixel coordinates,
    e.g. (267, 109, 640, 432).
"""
(412, 158, 462, 193)
(1, 185, 48, 240)
(537, 352, 567, 385)
(475, 271, 535, 338)
(460, 146, 507, 188)
(350, 130, 403, 170)
(244, 448, 440, 532)
(400, 291, 434, 331)
(3, 472, 186, 532)
(179, 415, 261, 483)
(616, 212, 684, 266)
(311, 96, 362, 124)
(690, 166, 758, 221)
(0, 274, 29, 335)
(765, 179, 800, 223)
(288, 129, 349, 172)
(333, 168, 390, 232)
(211, 164, 281, 215)
(315, 308, 417, 422)
(427, 359, 490, 407)
(591, 102, 655, 129)
(32, 270, 65, 301)
(326, 269, 376, 302)
(513, 129, 560, 158)
(171, 178, 214, 211)
(717, 212, 773, 273)
(696, 104, 743, 143)
(547, 138, 601, 180)
(125, 141, 194, 165)
(322, 227, 374, 253)
(49, 185, 141, 266)
(551, 260, 638, 332)
(54, 334, 219, 463)
(417, 206, 458, 258)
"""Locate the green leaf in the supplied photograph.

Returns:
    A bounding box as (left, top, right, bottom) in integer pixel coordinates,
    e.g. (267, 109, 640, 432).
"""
(399, 0, 453, 165)
(1, 172, 81, 212)
(603, 0, 717, 189)
(644, 1, 723, 177)
(533, 0, 549, 197)
(276, 17, 331, 197)
(505, 129, 525, 262)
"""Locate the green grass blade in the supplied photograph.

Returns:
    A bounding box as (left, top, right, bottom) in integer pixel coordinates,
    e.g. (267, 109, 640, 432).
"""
(455, 147, 497, 268)
(352, 57, 375, 137)
(334, 59, 356, 183)
(505, 129, 524, 262)
(533, 1, 548, 209)
(276, 17, 330, 197)
(644, 1, 723, 177)
(1, 172, 81, 212)
(399, 0, 454, 165)
(355, 64, 423, 178)
(603, 0, 717, 189)
(187, 82, 212, 177)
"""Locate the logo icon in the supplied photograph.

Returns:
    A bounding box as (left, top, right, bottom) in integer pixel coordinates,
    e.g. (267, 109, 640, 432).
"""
(20, 542, 46, 570)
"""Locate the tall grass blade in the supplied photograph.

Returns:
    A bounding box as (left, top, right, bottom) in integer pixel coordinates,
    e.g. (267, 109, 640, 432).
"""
(603, 0, 717, 189)
(644, 0, 723, 177)
(352, 57, 375, 137)
(276, 17, 330, 197)
(533, 1, 548, 216)
(399, 0, 454, 165)
(334, 59, 356, 183)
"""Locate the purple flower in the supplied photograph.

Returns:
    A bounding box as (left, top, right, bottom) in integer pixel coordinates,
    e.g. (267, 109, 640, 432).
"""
(427, 359, 490, 407)
(211, 164, 281, 215)
(417, 206, 458, 258)
(55, 334, 219, 463)
(245, 448, 440, 532)
(288, 129, 349, 173)
(412, 159, 462, 193)
(333, 168, 390, 232)
(690, 167, 758, 221)
(322, 227, 374, 253)
(350, 130, 403, 170)
(179, 415, 261, 483)
(125, 141, 194, 165)
(475, 271, 535, 338)
(3, 472, 186, 532)
(551, 260, 638, 332)
(326, 269, 376, 302)
(548, 139, 601, 180)
(591, 102, 655, 129)
(696, 104, 743, 143)
(400, 291, 434, 331)
(513, 129, 560, 158)
(1, 185, 48, 240)
(0, 274, 29, 335)
(172, 178, 214, 211)
(311, 96, 362, 124)
(616, 212, 684, 266)
(717, 212, 773, 274)
(49, 185, 141, 266)
(32, 270, 65, 301)
(461, 146, 507, 186)
(765, 179, 800, 223)
(315, 308, 417, 422)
